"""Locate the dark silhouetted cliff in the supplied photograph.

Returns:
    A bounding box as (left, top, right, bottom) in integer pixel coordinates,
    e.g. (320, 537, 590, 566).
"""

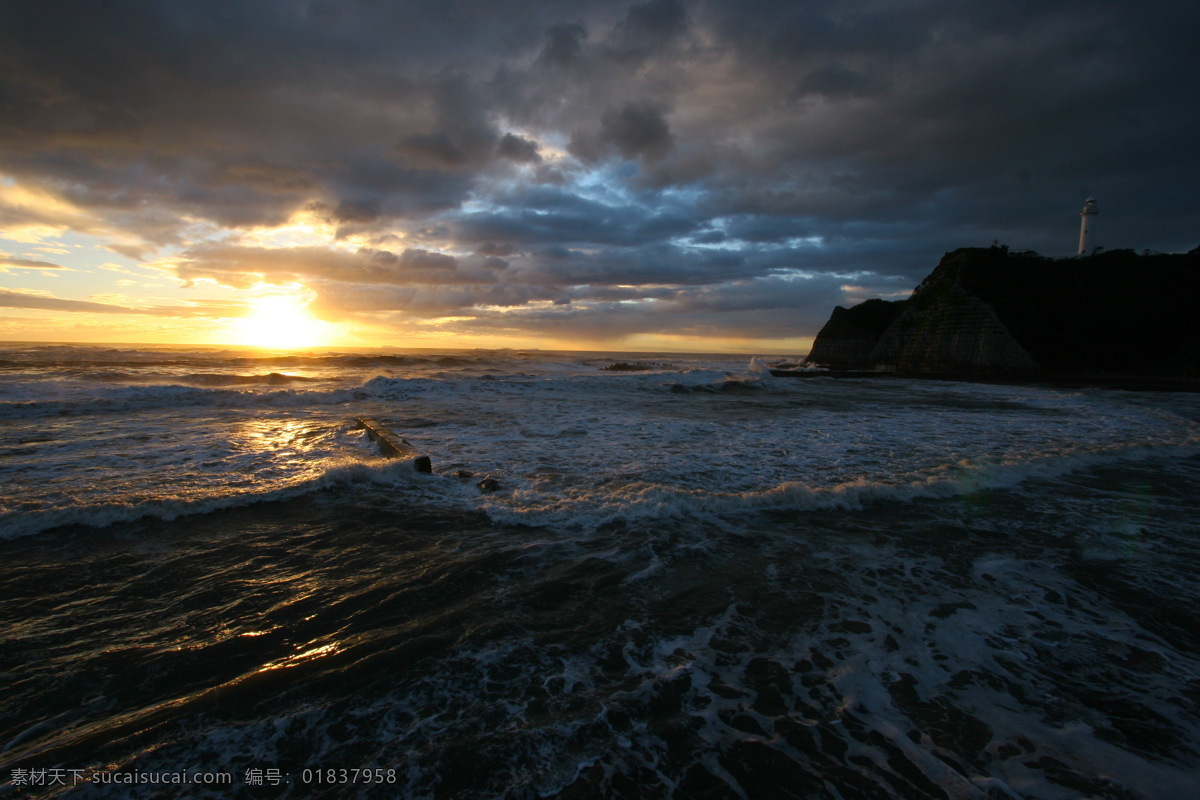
(804, 299, 904, 369)
(806, 246, 1200, 377)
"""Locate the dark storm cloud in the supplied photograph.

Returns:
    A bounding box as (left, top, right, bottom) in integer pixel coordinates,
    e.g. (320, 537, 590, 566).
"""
(393, 73, 498, 170)
(476, 242, 518, 258)
(605, 0, 689, 63)
(497, 133, 543, 164)
(506, 243, 749, 288)
(309, 280, 553, 318)
(452, 185, 697, 248)
(0, 1, 519, 235)
(566, 102, 676, 164)
(539, 22, 589, 69)
(174, 244, 494, 289)
(3, 0, 1198, 343)
(794, 65, 889, 100)
(599, 102, 675, 162)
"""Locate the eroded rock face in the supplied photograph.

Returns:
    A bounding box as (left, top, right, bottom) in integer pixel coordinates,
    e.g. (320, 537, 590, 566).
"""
(869, 287, 1039, 374)
(806, 246, 1200, 377)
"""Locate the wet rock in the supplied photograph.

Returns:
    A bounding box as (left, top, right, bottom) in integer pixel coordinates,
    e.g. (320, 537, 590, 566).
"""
(601, 361, 673, 371)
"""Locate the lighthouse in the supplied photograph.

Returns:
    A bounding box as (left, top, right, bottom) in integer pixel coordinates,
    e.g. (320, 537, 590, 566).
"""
(1077, 196, 1098, 255)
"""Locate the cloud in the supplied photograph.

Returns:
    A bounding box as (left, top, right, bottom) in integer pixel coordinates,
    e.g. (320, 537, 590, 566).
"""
(2, 0, 1198, 347)
(450, 184, 699, 249)
(539, 22, 588, 69)
(497, 133, 543, 164)
(476, 242, 517, 258)
(393, 74, 498, 170)
(599, 101, 675, 161)
(795, 64, 889, 99)
(0, 289, 222, 317)
(1, 256, 64, 270)
(606, 0, 689, 63)
(173, 244, 493, 289)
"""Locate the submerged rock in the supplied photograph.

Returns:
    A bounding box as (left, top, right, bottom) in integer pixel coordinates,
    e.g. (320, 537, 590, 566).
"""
(601, 361, 673, 371)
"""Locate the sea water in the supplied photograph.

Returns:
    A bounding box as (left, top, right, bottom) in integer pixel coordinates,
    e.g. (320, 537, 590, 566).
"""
(1, 344, 1198, 798)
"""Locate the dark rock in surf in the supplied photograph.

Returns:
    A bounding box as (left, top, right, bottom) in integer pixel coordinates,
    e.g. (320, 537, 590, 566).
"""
(355, 417, 433, 473)
(601, 361, 673, 371)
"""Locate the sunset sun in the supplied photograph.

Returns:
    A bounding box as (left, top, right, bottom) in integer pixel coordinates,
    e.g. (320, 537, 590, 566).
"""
(231, 295, 329, 349)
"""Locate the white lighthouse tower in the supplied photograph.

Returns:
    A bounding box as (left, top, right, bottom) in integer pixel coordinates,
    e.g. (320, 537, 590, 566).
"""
(1077, 196, 1098, 255)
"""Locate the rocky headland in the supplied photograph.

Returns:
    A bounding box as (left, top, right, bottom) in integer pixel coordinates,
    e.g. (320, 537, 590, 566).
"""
(804, 246, 1200, 382)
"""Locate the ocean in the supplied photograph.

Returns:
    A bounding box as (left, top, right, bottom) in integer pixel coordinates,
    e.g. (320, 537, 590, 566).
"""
(1, 343, 1198, 799)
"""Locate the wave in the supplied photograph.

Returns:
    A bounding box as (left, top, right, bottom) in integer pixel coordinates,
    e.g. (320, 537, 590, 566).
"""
(75, 371, 324, 386)
(4, 435, 1196, 544)
(0, 371, 481, 417)
(668, 377, 763, 394)
(0, 384, 358, 419)
(477, 442, 1200, 532)
(0, 456, 437, 542)
(0, 345, 502, 372)
(0, 352, 583, 418)
(0, 367, 746, 419)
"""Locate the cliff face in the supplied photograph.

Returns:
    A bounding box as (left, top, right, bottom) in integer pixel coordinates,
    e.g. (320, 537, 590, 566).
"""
(805, 299, 904, 369)
(870, 288, 1039, 373)
(806, 246, 1200, 377)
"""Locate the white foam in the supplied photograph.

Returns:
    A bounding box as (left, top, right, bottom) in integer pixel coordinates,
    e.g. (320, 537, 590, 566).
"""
(5, 348, 1200, 543)
(7, 353, 1198, 799)
(0, 451, 432, 540)
(468, 442, 1200, 533)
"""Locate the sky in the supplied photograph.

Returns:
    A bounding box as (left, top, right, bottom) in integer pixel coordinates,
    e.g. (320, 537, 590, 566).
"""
(1, 0, 1197, 353)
